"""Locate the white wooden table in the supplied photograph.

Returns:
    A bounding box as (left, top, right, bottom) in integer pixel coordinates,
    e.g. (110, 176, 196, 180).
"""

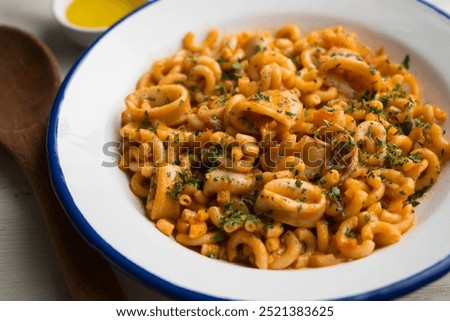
(0, 0, 449, 300)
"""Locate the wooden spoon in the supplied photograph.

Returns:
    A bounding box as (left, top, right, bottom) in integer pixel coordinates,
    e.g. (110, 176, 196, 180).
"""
(0, 26, 125, 300)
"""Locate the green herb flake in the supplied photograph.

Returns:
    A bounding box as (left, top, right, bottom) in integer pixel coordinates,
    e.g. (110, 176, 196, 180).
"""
(221, 175, 232, 183)
(207, 253, 218, 259)
(166, 181, 183, 201)
(345, 229, 359, 239)
(214, 85, 227, 94)
(217, 96, 228, 104)
(413, 118, 432, 129)
(402, 54, 410, 69)
(252, 92, 271, 102)
(409, 152, 421, 163)
(210, 234, 224, 242)
(178, 169, 201, 188)
(285, 111, 297, 117)
(231, 61, 243, 71)
(324, 185, 342, 202)
(239, 116, 257, 131)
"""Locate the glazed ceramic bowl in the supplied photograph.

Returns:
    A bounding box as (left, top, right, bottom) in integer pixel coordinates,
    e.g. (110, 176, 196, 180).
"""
(53, 0, 106, 47)
(53, 0, 147, 47)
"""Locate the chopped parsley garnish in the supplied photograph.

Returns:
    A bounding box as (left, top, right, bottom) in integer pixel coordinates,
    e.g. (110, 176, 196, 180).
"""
(217, 96, 228, 104)
(407, 185, 431, 207)
(408, 152, 422, 163)
(239, 116, 257, 131)
(345, 229, 359, 239)
(402, 54, 410, 69)
(210, 234, 224, 242)
(220, 175, 232, 183)
(166, 169, 204, 201)
(218, 201, 264, 231)
(324, 185, 342, 202)
(178, 169, 201, 188)
(344, 104, 357, 113)
(252, 92, 271, 102)
(166, 181, 183, 201)
(231, 61, 243, 71)
(141, 110, 150, 127)
(413, 118, 432, 129)
(211, 115, 222, 131)
(214, 85, 227, 94)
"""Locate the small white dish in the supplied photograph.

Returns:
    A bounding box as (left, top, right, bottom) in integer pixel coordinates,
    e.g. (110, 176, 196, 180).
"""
(48, 0, 450, 300)
(52, 0, 147, 47)
(52, 0, 104, 47)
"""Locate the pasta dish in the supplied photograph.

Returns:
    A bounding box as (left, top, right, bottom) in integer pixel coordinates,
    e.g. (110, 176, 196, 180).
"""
(119, 25, 449, 269)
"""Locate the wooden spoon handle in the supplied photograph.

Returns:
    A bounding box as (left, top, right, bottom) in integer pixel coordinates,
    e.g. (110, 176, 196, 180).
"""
(0, 26, 125, 300)
(8, 126, 126, 300)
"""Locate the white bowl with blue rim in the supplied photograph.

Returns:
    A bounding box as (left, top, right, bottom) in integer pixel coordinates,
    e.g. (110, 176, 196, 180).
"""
(48, 0, 450, 300)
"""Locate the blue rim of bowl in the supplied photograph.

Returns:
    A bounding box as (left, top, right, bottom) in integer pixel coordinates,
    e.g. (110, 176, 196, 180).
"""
(47, 0, 450, 300)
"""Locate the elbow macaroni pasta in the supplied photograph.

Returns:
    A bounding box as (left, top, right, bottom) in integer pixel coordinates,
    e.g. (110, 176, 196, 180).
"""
(119, 25, 449, 269)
